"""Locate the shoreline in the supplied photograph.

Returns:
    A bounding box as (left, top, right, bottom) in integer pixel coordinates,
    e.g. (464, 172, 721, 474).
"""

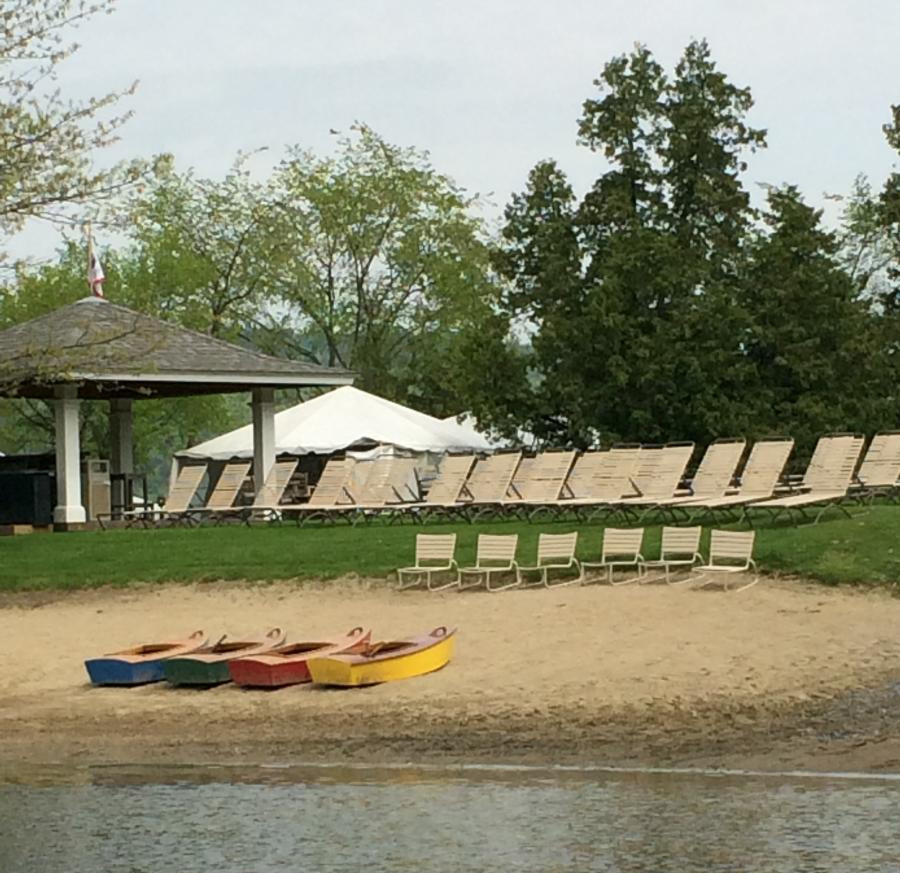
(2, 579, 899, 777)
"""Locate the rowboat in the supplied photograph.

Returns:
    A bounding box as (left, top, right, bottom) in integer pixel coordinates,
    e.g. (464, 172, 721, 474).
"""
(162, 627, 286, 687)
(307, 626, 456, 687)
(228, 626, 371, 688)
(84, 630, 207, 686)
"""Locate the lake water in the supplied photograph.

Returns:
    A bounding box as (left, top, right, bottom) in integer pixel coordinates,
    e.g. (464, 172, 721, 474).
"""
(1, 763, 898, 872)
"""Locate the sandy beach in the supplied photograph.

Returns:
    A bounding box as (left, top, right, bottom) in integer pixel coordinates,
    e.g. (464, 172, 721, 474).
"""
(1, 577, 899, 775)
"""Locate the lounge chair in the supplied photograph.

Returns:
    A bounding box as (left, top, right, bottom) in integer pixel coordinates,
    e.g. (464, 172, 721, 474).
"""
(691, 530, 758, 591)
(516, 532, 582, 588)
(189, 460, 253, 523)
(678, 437, 795, 520)
(216, 457, 299, 523)
(458, 533, 520, 592)
(351, 456, 422, 523)
(638, 525, 703, 584)
(649, 439, 746, 518)
(550, 445, 642, 519)
(744, 433, 865, 524)
(582, 527, 645, 585)
(284, 457, 358, 524)
(851, 431, 900, 502)
(99, 462, 207, 528)
(500, 450, 578, 516)
(458, 452, 523, 520)
(409, 454, 477, 520)
(397, 533, 459, 591)
(611, 442, 695, 521)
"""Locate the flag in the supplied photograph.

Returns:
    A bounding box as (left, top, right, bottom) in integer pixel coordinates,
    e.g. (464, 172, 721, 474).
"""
(88, 251, 105, 298)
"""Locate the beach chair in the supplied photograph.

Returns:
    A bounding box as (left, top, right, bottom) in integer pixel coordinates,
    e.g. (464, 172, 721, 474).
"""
(457, 533, 520, 592)
(851, 431, 900, 502)
(680, 437, 794, 520)
(552, 445, 642, 519)
(459, 452, 522, 520)
(612, 442, 695, 521)
(216, 457, 299, 523)
(516, 532, 582, 588)
(285, 457, 358, 524)
(691, 530, 758, 591)
(745, 434, 865, 525)
(352, 456, 422, 523)
(582, 527, 645, 585)
(650, 439, 746, 518)
(638, 526, 703, 584)
(189, 460, 253, 523)
(100, 462, 207, 528)
(510, 450, 578, 512)
(410, 454, 477, 519)
(397, 533, 459, 591)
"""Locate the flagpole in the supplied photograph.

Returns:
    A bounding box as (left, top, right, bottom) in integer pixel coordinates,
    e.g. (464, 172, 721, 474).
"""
(85, 220, 93, 295)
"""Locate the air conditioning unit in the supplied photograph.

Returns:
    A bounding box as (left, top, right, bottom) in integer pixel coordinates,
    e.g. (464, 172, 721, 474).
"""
(82, 459, 111, 521)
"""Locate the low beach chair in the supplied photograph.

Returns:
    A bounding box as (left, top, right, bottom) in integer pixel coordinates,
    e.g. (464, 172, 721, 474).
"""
(638, 526, 703, 584)
(458, 533, 520, 592)
(516, 532, 582, 588)
(397, 533, 459, 591)
(582, 527, 645, 585)
(745, 433, 865, 525)
(692, 530, 758, 591)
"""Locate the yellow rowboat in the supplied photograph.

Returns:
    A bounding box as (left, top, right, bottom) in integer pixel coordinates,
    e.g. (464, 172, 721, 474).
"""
(308, 626, 456, 687)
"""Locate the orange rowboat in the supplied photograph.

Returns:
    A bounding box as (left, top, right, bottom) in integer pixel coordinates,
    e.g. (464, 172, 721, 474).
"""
(228, 627, 372, 688)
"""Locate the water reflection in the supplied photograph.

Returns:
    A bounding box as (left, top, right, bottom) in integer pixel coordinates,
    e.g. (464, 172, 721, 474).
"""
(0, 765, 897, 872)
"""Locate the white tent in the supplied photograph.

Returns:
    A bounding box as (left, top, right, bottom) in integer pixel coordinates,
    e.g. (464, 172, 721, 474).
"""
(178, 386, 493, 460)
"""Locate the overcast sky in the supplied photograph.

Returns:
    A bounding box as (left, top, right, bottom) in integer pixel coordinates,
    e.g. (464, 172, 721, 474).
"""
(11, 0, 900, 260)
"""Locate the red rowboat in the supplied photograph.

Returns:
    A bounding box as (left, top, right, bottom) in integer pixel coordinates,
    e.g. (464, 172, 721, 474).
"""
(228, 626, 371, 687)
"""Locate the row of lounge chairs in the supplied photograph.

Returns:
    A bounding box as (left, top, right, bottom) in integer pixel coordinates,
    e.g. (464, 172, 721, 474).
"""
(109, 430, 899, 528)
(397, 528, 759, 592)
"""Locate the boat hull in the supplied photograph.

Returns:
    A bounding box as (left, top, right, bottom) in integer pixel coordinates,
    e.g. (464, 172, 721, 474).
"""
(228, 658, 312, 687)
(85, 658, 166, 686)
(308, 631, 455, 687)
(163, 658, 233, 687)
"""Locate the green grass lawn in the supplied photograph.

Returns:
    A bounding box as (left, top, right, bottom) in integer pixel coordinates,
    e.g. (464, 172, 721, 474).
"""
(0, 506, 898, 592)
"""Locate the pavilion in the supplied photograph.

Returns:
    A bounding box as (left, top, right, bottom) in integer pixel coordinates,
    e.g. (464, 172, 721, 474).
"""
(0, 297, 353, 525)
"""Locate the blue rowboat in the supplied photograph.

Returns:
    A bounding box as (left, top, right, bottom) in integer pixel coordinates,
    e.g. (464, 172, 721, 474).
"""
(85, 630, 207, 686)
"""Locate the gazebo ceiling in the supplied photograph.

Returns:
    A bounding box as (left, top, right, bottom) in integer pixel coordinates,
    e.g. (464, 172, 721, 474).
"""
(0, 297, 353, 399)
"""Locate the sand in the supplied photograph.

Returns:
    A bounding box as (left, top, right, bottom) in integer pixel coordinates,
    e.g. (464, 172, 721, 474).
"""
(1, 577, 899, 774)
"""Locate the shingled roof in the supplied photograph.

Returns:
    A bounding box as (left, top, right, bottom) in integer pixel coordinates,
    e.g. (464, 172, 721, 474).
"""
(0, 297, 353, 399)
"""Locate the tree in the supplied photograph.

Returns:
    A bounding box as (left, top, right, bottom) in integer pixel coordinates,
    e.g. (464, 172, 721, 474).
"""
(740, 187, 895, 454)
(0, 0, 141, 259)
(496, 40, 765, 447)
(265, 124, 507, 411)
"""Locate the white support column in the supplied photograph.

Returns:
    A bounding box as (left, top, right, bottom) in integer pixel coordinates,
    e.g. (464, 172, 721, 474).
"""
(53, 385, 86, 524)
(109, 398, 134, 515)
(251, 387, 276, 494)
